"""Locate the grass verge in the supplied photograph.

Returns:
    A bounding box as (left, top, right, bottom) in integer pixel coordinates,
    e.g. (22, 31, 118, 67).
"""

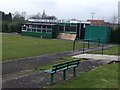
(89, 45, 119, 55)
(50, 63, 119, 88)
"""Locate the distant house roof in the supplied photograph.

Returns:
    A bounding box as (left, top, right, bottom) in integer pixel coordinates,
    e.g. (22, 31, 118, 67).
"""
(87, 20, 105, 24)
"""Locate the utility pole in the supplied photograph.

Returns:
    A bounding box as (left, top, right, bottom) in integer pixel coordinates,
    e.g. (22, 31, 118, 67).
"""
(91, 12, 95, 20)
(118, 1, 120, 24)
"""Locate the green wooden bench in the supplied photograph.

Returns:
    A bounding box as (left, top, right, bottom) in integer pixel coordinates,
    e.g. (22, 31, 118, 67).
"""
(44, 59, 80, 84)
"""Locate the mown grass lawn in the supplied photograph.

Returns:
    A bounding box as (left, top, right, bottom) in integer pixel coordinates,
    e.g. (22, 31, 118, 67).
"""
(2, 34, 86, 61)
(50, 63, 119, 88)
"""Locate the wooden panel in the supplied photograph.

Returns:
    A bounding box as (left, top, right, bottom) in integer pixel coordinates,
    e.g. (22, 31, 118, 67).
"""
(57, 33, 76, 41)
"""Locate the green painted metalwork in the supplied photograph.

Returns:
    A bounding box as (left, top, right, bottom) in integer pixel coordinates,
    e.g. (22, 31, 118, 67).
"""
(59, 23, 77, 25)
(66, 32, 77, 34)
(84, 26, 112, 43)
(73, 67, 76, 77)
(51, 73, 54, 84)
(21, 31, 52, 38)
(52, 25, 59, 38)
(45, 59, 80, 84)
(63, 70, 66, 80)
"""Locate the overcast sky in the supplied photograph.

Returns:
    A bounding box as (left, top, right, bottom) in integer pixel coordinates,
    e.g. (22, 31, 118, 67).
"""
(0, 0, 119, 21)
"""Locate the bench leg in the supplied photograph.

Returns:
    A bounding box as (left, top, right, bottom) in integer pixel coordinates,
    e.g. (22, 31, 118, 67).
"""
(63, 70, 66, 80)
(73, 67, 76, 77)
(50, 73, 54, 84)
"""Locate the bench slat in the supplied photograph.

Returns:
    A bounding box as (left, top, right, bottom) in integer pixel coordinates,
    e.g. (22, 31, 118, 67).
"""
(68, 65, 77, 68)
(44, 69, 55, 74)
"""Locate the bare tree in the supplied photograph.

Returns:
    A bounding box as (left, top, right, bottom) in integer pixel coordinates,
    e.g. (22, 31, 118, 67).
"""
(13, 11, 26, 20)
(29, 10, 57, 20)
(36, 12, 42, 19)
(47, 15, 57, 20)
(21, 11, 27, 19)
(110, 14, 118, 24)
(42, 10, 47, 19)
(13, 11, 21, 19)
(29, 12, 42, 19)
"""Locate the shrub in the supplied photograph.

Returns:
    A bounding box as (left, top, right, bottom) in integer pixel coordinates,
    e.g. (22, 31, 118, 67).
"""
(2, 21, 9, 32)
(8, 21, 24, 33)
(2, 20, 25, 33)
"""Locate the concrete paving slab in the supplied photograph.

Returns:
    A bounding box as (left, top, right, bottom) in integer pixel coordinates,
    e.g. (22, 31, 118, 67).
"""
(72, 54, 119, 61)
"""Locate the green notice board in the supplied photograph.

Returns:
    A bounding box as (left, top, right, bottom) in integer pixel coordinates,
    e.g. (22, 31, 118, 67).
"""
(84, 25, 112, 43)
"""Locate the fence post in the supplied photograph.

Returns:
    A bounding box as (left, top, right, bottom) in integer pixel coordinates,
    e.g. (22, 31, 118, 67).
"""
(88, 40, 90, 49)
(83, 40, 85, 53)
(102, 44, 104, 55)
(73, 40, 75, 51)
